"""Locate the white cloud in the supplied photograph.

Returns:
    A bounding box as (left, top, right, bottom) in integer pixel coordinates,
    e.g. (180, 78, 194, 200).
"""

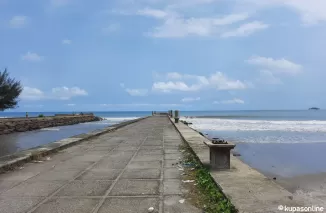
(102, 23, 120, 34)
(214, 98, 245, 104)
(152, 81, 201, 92)
(240, 0, 326, 25)
(181, 97, 200, 102)
(209, 72, 247, 90)
(257, 70, 283, 84)
(125, 88, 148, 96)
(21, 52, 44, 62)
(52, 87, 88, 100)
(167, 72, 183, 79)
(67, 104, 76, 106)
(62, 39, 72, 45)
(21, 87, 44, 100)
(137, 8, 169, 19)
(21, 86, 87, 101)
(99, 103, 183, 108)
(9, 16, 29, 28)
(221, 21, 268, 38)
(149, 14, 249, 38)
(152, 72, 248, 93)
(247, 56, 303, 74)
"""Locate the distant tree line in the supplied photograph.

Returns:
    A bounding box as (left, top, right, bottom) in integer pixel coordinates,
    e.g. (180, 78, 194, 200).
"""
(0, 69, 23, 111)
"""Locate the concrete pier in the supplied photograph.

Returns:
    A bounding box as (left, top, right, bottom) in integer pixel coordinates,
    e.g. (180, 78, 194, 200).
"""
(0, 115, 312, 213)
(0, 116, 200, 213)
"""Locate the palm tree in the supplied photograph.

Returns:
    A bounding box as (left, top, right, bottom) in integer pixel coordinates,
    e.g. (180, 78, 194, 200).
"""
(0, 69, 23, 111)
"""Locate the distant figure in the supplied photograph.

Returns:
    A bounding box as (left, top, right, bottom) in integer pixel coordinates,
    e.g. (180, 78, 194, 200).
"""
(26, 112, 28, 118)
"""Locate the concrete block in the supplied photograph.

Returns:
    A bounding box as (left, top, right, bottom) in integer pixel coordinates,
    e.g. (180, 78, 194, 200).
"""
(110, 180, 159, 196)
(2, 181, 65, 197)
(77, 169, 122, 180)
(98, 198, 159, 213)
(56, 180, 113, 196)
(121, 169, 161, 179)
(33, 198, 100, 213)
(164, 179, 182, 195)
(127, 161, 161, 169)
(0, 197, 44, 213)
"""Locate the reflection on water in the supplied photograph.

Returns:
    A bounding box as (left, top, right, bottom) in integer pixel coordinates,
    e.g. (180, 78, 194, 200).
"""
(0, 121, 110, 157)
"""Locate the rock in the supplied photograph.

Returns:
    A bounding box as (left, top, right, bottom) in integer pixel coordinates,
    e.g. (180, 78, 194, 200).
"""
(273, 177, 276, 180)
(148, 207, 154, 212)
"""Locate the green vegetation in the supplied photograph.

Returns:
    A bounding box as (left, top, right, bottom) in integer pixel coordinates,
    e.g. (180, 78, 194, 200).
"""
(180, 143, 237, 213)
(0, 69, 23, 111)
(38, 114, 44, 118)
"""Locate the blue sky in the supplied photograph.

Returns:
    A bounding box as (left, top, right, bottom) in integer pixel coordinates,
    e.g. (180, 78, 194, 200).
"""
(1, 0, 326, 111)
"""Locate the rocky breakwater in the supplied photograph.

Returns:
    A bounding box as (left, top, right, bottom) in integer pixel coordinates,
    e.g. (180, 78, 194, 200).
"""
(0, 114, 102, 135)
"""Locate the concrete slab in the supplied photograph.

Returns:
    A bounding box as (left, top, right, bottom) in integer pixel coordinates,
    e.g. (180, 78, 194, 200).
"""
(165, 153, 182, 160)
(94, 160, 129, 169)
(2, 181, 65, 197)
(52, 162, 93, 171)
(164, 196, 201, 213)
(164, 160, 180, 168)
(0, 181, 20, 194)
(121, 169, 161, 179)
(29, 170, 80, 181)
(77, 169, 122, 180)
(32, 198, 100, 213)
(164, 168, 181, 179)
(0, 171, 39, 181)
(133, 154, 163, 162)
(0, 197, 44, 213)
(138, 150, 163, 155)
(110, 180, 160, 196)
(98, 198, 159, 213)
(127, 161, 161, 169)
(164, 179, 182, 195)
(56, 180, 113, 196)
(139, 146, 163, 150)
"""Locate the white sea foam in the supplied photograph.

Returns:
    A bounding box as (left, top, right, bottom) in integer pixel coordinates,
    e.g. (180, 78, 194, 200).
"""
(81, 117, 140, 125)
(103, 117, 140, 122)
(181, 117, 326, 133)
(41, 128, 60, 131)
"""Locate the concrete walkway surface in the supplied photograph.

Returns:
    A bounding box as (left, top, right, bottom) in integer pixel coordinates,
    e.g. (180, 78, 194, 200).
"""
(0, 116, 201, 213)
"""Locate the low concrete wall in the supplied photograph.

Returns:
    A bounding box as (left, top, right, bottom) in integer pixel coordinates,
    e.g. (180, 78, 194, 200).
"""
(0, 115, 101, 135)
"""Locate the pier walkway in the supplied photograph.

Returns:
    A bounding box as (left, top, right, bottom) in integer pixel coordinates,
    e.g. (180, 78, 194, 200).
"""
(0, 116, 200, 213)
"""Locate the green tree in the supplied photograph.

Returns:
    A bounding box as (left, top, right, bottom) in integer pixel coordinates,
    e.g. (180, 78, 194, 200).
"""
(0, 69, 23, 111)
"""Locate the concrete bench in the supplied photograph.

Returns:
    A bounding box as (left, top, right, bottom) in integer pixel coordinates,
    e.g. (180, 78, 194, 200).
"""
(203, 140, 236, 170)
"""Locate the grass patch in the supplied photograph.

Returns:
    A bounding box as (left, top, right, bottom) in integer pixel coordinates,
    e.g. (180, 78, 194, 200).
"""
(180, 143, 237, 213)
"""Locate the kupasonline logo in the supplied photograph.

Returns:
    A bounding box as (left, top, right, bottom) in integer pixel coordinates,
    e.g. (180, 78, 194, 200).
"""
(278, 205, 324, 212)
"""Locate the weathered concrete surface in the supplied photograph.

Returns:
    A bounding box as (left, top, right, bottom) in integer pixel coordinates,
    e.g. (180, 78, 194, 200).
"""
(171, 119, 309, 213)
(0, 116, 200, 213)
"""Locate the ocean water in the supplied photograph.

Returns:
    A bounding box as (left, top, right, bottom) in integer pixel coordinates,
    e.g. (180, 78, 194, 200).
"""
(181, 110, 326, 144)
(180, 110, 326, 178)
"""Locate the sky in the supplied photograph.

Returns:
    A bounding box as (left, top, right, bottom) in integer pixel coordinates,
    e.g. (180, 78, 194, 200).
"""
(1, 0, 326, 111)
